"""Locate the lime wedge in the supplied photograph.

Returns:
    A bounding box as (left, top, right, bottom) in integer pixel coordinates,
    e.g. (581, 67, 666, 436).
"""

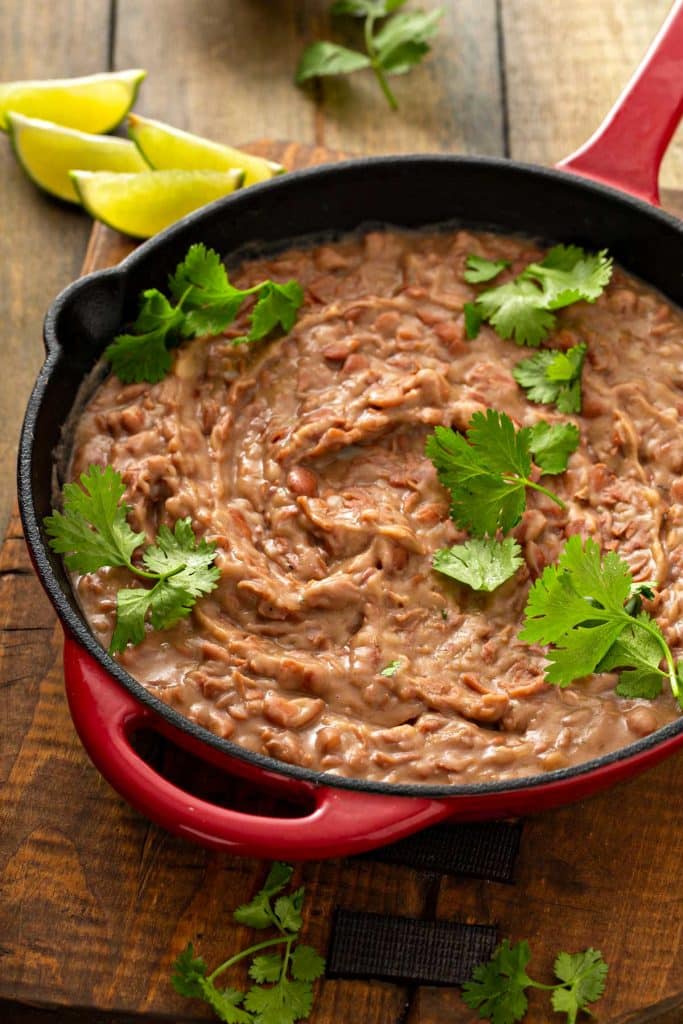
(128, 113, 283, 186)
(71, 168, 245, 238)
(7, 113, 149, 203)
(0, 69, 146, 133)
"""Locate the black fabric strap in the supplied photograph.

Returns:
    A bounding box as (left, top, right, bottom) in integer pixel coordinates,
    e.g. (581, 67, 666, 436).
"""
(326, 909, 498, 986)
(361, 820, 522, 883)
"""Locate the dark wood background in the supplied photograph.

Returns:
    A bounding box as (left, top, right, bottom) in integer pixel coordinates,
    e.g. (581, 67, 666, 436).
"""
(1, 2, 682, 1022)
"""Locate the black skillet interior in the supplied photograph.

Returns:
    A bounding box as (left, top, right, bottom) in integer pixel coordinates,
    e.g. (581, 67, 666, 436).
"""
(19, 154, 683, 798)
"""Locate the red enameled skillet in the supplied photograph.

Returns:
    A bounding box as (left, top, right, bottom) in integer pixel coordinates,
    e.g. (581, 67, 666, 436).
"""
(19, 2, 683, 859)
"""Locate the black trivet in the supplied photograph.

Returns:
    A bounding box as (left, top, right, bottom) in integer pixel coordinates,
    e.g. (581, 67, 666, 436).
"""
(361, 820, 522, 882)
(326, 909, 498, 986)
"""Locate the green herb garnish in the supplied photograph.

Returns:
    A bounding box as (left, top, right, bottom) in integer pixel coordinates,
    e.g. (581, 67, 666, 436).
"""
(296, 1, 442, 111)
(462, 939, 608, 1024)
(425, 410, 578, 537)
(44, 464, 220, 653)
(520, 535, 683, 706)
(512, 343, 587, 414)
(172, 863, 325, 1024)
(105, 243, 304, 383)
(380, 659, 402, 676)
(463, 254, 510, 284)
(433, 537, 523, 592)
(467, 245, 612, 347)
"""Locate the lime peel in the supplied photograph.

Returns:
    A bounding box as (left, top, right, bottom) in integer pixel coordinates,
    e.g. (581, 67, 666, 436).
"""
(71, 168, 246, 239)
(7, 112, 149, 203)
(128, 113, 283, 186)
(0, 69, 146, 133)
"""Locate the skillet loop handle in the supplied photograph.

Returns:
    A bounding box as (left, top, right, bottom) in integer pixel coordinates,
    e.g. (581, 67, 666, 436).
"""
(63, 636, 451, 859)
(558, 0, 683, 206)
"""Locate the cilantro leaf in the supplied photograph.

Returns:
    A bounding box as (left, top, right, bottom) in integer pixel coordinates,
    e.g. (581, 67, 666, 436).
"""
(520, 535, 681, 704)
(597, 614, 666, 699)
(234, 863, 293, 930)
(142, 519, 222, 629)
(374, 9, 443, 75)
(527, 421, 579, 475)
(297, 2, 441, 109)
(468, 245, 612, 347)
(249, 954, 283, 984)
(332, 0, 408, 14)
(169, 242, 246, 336)
(274, 887, 304, 934)
(524, 245, 613, 308)
(295, 41, 372, 80)
(104, 290, 183, 383)
(110, 586, 154, 653)
(551, 949, 608, 1024)
(476, 279, 556, 347)
(461, 939, 534, 1024)
(244, 977, 313, 1024)
(425, 411, 566, 537)
(464, 300, 483, 339)
(44, 465, 144, 573)
(512, 343, 587, 414)
(290, 945, 326, 982)
(45, 466, 219, 654)
(235, 280, 305, 345)
(380, 659, 401, 677)
(171, 943, 209, 1000)
(433, 537, 523, 592)
(464, 254, 510, 284)
(105, 244, 304, 383)
(199, 981, 253, 1024)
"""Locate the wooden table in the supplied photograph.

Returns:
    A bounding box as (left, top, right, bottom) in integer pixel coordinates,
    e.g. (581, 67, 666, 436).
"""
(1, 3, 682, 1022)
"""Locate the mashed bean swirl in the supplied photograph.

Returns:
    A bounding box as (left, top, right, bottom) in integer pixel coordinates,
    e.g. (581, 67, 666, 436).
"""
(68, 228, 682, 784)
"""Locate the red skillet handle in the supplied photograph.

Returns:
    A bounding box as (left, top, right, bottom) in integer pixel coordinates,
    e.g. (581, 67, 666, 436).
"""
(557, 0, 683, 205)
(63, 636, 452, 859)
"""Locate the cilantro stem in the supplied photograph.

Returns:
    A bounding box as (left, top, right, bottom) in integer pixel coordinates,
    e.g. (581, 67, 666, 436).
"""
(207, 935, 291, 984)
(364, 14, 398, 111)
(506, 476, 566, 511)
(125, 560, 187, 583)
(281, 936, 295, 982)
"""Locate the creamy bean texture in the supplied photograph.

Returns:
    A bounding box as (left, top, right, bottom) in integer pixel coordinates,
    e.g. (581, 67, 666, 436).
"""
(69, 228, 683, 784)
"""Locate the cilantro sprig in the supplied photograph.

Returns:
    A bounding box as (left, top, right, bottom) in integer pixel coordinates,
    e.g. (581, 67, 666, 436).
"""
(520, 535, 683, 706)
(425, 410, 579, 536)
(465, 245, 612, 347)
(296, 0, 442, 110)
(172, 863, 325, 1024)
(44, 464, 220, 653)
(433, 537, 523, 592)
(105, 243, 304, 383)
(512, 343, 587, 414)
(462, 939, 608, 1024)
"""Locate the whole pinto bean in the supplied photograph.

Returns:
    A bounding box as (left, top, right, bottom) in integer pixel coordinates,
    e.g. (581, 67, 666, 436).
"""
(287, 465, 318, 497)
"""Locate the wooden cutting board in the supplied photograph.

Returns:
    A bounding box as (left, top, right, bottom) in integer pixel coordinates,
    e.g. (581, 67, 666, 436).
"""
(1, 142, 682, 1024)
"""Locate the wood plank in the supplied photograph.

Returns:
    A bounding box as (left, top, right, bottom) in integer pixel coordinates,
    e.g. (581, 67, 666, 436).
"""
(502, 0, 683, 185)
(114, 1, 318, 145)
(0, 0, 112, 542)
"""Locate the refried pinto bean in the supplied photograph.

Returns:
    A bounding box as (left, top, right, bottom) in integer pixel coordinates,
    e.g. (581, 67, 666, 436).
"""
(68, 227, 682, 785)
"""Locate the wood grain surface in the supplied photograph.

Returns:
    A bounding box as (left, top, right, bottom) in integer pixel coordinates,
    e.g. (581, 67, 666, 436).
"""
(2, 133, 683, 1023)
(1, 2, 683, 1022)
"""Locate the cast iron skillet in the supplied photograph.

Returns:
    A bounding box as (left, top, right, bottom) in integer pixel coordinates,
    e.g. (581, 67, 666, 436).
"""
(19, 3, 683, 858)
